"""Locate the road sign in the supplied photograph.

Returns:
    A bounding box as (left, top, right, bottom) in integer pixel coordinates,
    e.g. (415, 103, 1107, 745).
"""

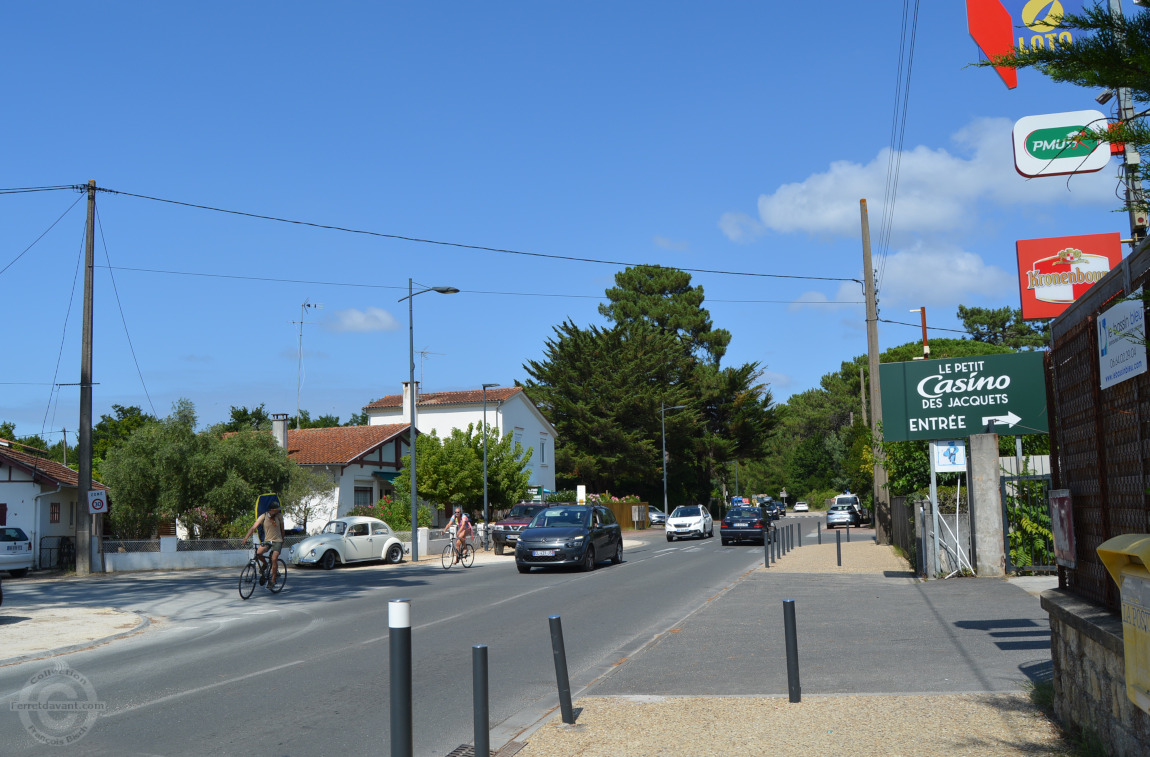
(932, 440, 967, 473)
(879, 352, 1049, 441)
(88, 490, 107, 515)
(1098, 290, 1148, 390)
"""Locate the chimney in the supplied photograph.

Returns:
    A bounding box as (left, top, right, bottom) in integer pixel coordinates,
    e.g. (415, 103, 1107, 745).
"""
(271, 413, 290, 449)
(401, 381, 419, 424)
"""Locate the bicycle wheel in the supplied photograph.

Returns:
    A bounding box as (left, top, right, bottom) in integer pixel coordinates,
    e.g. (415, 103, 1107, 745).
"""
(267, 558, 287, 593)
(442, 543, 455, 570)
(238, 563, 257, 600)
(461, 543, 474, 568)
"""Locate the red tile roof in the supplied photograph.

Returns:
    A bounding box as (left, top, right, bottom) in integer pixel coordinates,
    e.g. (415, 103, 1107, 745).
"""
(0, 442, 107, 489)
(364, 386, 523, 411)
(286, 424, 409, 465)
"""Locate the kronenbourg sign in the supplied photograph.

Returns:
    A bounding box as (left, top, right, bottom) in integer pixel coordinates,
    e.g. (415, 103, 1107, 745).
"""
(1098, 289, 1148, 391)
(1016, 232, 1122, 320)
(1013, 110, 1110, 178)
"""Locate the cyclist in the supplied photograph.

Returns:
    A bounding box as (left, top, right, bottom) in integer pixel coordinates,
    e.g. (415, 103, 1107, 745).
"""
(241, 502, 284, 586)
(443, 506, 473, 564)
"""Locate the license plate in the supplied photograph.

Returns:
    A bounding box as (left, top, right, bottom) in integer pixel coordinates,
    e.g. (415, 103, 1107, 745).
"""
(506, 534, 517, 541)
(533, 549, 556, 557)
(735, 522, 748, 527)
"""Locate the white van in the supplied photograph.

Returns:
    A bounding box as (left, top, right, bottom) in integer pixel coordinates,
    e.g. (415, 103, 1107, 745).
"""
(832, 494, 865, 525)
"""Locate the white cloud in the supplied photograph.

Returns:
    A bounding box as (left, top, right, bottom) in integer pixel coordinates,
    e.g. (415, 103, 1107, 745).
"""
(328, 307, 400, 333)
(718, 211, 764, 243)
(788, 283, 865, 313)
(728, 117, 1115, 244)
(876, 240, 1014, 308)
(653, 235, 690, 252)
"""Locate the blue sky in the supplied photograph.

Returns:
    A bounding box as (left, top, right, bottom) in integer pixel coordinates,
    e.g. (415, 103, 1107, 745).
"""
(1, 2, 1126, 442)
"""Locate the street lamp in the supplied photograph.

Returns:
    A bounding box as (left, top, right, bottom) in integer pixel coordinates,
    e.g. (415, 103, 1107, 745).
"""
(909, 307, 929, 360)
(482, 382, 500, 550)
(398, 278, 459, 562)
(660, 402, 686, 518)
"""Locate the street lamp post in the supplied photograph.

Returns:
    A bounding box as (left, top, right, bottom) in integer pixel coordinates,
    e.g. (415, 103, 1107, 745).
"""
(909, 307, 929, 360)
(482, 382, 500, 550)
(660, 402, 686, 518)
(398, 278, 459, 562)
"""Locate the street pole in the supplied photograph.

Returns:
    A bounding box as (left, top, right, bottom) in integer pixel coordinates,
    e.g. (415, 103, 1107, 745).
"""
(1109, 0, 1147, 250)
(660, 403, 685, 516)
(482, 383, 500, 550)
(910, 307, 929, 359)
(398, 279, 459, 562)
(77, 180, 95, 576)
(861, 199, 891, 546)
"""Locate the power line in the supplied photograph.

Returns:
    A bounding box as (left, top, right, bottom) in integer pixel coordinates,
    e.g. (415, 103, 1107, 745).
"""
(0, 194, 84, 277)
(879, 317, 967, 334)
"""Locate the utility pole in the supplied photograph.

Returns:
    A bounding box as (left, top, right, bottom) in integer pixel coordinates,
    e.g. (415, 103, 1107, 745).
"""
(1109, 0, 1147, 249)
(859, 365, 868, 428)
(861, 199, 890, 545)
(77, 180, 95, 576)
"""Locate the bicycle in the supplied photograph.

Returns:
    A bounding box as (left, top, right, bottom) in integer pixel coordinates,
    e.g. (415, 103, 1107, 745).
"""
(238, 545, 287, 599)
(441, 527, 475, 570)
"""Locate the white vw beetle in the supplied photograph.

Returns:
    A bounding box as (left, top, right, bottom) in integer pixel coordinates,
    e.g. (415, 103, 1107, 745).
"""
(289, 516, 406, 570)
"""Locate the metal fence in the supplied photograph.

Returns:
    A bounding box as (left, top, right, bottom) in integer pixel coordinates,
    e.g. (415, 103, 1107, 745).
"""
(890, 495, 918, 571)
(103, 539, 161, 553)
(38, 536, 76, 570)
(175, 536, 309, 552)
(1000, 474, 1055, 574)
(1049, 241, 1150, 610)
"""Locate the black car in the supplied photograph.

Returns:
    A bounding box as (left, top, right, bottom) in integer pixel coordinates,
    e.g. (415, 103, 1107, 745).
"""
(515, 504, 623, 573)
(721, 505, 770, 546)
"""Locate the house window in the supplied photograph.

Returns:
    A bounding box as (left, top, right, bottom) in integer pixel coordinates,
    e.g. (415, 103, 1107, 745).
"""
(539, 437, 547, 465)
(69, 502, 74, 526)
(0, 503, 6, 526)
(354, 486, 374, 509)
(50, 503, 60, 524)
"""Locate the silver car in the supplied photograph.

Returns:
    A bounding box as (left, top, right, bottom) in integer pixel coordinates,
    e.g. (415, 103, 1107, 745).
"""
(825, 504, 860, 529)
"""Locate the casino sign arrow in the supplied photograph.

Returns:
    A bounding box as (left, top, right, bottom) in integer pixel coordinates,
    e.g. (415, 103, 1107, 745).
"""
(981, 411, 1022, 429)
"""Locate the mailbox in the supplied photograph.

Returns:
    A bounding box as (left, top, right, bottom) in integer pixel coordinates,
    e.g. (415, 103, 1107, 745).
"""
(1097, 534, 1150, 715)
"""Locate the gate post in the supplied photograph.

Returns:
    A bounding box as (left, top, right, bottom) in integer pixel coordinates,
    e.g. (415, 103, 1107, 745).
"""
(969, 432, 1006, 576)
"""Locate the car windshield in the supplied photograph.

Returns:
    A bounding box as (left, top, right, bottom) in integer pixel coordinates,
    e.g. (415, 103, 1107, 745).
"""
(837, 496, 859, 505)
(529, 508, 589, 528)
(831, 505, 852, 512)
(1, 527, 29, 541)
(320, 521, 348, 534)
(508, 504, 544, 518)
(671, 506, 700, 518)
(729, 508, 759, 518)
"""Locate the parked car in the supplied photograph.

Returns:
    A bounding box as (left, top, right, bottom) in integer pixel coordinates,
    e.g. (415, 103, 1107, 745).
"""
(0, 527, 33, 577)
(490, 502, 547, 555)
(288, 516, 405, 570)
(793, 501, 809, 513)
(666, 504, 713, 541)
(826, 503, 861, 529)
(720, 505, 769, 546)
(515, 504, 623, 573)
(647, 506, 668, 527)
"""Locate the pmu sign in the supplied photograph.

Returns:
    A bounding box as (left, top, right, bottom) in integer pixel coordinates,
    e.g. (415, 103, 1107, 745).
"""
(879, 352, 1048, 441)
(1013, 110, 1110, 178)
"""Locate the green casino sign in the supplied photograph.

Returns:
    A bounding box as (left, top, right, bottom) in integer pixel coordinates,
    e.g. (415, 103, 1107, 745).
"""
(879, 352, 1049, 442)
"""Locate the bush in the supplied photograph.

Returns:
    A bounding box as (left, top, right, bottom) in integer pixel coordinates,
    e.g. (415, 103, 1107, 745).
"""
(803, 488, 839, 511)
(547, 489, 577, 503)
(350, 496, 432, 531)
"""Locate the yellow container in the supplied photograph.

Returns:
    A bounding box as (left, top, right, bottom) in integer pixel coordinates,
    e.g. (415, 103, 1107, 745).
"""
(1097, 534, 1150, 715)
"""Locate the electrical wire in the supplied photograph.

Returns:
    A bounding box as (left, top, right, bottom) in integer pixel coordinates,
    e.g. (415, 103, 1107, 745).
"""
(40, 226, 86, 442)
(878, 317, 967, 334)
(0, 194, 84, 277)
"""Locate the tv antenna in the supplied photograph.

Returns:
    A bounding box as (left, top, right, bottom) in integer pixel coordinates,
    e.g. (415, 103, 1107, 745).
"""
(293, 299, 323, 428)
(417, 348, 445, 387)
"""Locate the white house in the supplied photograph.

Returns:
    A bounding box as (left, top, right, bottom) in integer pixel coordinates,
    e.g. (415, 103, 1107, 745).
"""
(0, 440, 106, 569)
(362, 384, 557, 495)
(270, 416, 412, 528)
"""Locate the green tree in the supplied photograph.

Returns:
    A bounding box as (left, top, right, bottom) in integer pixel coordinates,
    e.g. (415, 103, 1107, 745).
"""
(956, 305, 1050, 348)
(93, 404, 156, 473)
(281, 462, 335, 532)
(599, 264, 732, 364)
(290, 410, 342, 429)
(220, 404, 272, 432)
(344, 411, 370, 426)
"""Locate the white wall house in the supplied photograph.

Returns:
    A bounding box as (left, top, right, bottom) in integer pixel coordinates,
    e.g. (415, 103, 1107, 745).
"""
(363, 384, 557, 495)
(270, 416, 412, 530)
(0, 441, 106, 569)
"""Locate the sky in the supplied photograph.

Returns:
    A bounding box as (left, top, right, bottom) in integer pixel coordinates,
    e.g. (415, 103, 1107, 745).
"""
(1, 2, 1129, 444)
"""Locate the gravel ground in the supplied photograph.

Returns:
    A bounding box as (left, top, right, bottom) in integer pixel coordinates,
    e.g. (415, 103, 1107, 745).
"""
(514, 526, 1072, 757)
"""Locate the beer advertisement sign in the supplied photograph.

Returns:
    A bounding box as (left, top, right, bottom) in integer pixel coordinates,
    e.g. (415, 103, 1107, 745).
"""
(1016, 232, 1121, 320)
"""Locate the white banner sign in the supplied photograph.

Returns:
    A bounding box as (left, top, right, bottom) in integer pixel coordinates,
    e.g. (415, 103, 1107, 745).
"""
(87, 490, 108, 515)
(932, 439, 967, 473)
(1099, 290, 1148, 390)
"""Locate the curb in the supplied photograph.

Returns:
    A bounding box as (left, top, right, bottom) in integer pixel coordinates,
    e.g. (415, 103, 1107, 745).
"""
(0, 608, 151, 667)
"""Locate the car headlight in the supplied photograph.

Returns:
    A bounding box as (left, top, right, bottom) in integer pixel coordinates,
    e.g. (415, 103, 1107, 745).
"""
(308, 549, 317, 557)
(566, 537, 584, 548)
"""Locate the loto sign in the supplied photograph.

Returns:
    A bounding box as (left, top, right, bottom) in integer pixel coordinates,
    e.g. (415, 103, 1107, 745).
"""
(1016, 232, 1122, 320)
(879, 352, 1049, 442)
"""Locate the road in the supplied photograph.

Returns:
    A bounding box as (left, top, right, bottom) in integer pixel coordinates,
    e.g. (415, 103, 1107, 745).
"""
(0, 527, 767, 757)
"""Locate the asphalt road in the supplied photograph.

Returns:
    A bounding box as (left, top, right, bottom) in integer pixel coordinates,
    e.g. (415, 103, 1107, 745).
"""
(0, 528, 760, 757)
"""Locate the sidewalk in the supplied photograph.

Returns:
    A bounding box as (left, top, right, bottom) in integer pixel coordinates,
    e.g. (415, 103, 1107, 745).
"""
(513, 534, 1070, 757)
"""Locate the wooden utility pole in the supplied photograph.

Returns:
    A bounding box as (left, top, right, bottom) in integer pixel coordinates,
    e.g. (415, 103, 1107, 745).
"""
(77, 180, 95, 576)
(861, 199, 890, 545)
(859, 365, 868, 428)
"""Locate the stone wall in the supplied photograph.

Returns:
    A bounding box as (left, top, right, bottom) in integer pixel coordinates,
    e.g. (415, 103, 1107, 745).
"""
(1042, 589, 1150, 756)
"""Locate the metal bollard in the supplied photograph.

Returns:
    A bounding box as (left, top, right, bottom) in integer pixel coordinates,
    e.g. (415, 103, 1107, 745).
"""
(846, 524, 851, 542)
(836, 529, 842, 566)
(763, 532, 770, 568)
(389, 599, 413, 757)
(796, 521, 801, 548)
(788, 524, 794, 551)
(548, 615, 576, 724)
(817, 521, 822, 545)
(473, 645, 490, 757)
(783, 599, 801, 703)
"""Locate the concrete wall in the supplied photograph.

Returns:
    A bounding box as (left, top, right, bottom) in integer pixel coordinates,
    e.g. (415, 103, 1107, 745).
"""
(968, 433, 1005, 577)
(1043, 589, 1150, 756)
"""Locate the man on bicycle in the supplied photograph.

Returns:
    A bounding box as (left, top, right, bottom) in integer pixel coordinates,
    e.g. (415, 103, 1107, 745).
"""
(443, 506, 473, 564)
(241, 502, 284, 585)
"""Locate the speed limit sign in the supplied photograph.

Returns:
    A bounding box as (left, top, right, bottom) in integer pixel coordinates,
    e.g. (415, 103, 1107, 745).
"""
(88, 490, 107, 514)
